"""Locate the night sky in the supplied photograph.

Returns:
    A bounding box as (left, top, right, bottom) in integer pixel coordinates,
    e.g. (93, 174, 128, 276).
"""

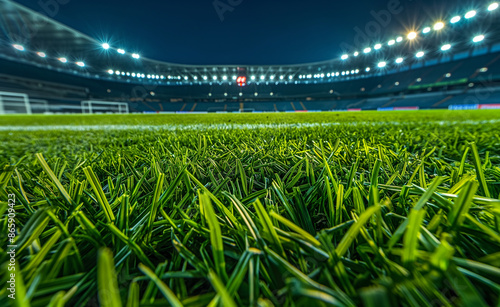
(14, 0, 468, 65)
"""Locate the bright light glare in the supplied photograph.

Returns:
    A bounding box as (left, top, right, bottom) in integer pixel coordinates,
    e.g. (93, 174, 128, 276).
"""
(388, 39, 396, 46)
(108, 69, 114, 74)
(76, 61, 85, 67)
(37, 52, 46, 58)
(374, 43, 382, 50)
(422, 27, 431, 34)
(396, 57, 404, 64)
(488, 2, 499, 11)
(465, 10, 477, 19)
(396, 36, 403, 42)
(353, 51, 359, 56)
(364, 47, 372, 53)
(117, 49, 126, 54)
(416, 51, 425, 58)
(450, 16, 461, 23)
(377, 61, 387, 68)
(132, 53, 140, 59)
(433, 22, 445, 30)
(102, 43, 110, 50)
(441, 44, 451, 51)
(58, 57, 68, 63)
(473, 35, 485, 43)
(366, 67, 371, 72)
(407, 32, 417, 40)
(13, 44, 25, 51)
(341, 54, 349, 60)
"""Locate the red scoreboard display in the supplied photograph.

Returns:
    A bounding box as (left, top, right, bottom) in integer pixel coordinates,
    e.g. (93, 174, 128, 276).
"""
(237, 67, 247, 87)
(237, 76, 247, 87)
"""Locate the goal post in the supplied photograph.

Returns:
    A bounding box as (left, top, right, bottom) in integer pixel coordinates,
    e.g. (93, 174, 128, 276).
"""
(0, 91, 32, 114)
(81, 101, 129, 114)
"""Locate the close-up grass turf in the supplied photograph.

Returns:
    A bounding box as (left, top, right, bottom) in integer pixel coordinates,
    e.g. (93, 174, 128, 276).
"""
(1, 110, 500, 306)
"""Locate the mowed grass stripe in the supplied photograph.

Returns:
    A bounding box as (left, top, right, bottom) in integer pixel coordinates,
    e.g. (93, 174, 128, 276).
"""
(0, 111, 499, 306)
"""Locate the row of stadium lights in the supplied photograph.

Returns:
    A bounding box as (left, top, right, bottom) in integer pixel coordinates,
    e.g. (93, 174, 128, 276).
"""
(10, 42, 142, 70)
(11, 45, 88, 68)
(106, 70, 296, 82)
(9, 2, 498, 81)
(101, 43, 140, 59)
(298, 34, 486, 79)
(208, 92, 273, 97)
(339, 2, 498, 61)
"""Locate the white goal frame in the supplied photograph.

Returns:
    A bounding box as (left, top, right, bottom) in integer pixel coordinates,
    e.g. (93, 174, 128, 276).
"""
(81, 100, 129, 114)
(0, 91, 32, 114)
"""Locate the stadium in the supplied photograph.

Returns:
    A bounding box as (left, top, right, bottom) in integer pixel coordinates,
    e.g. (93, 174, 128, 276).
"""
(1, 0, 500, 306)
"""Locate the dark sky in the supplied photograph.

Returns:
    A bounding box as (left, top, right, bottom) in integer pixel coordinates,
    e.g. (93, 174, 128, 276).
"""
(14, 0, 468, 65)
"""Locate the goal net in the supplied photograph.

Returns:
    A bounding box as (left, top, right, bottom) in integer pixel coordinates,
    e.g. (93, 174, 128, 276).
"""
(0, 91, 32, 114)
(81, 101, 129, 114)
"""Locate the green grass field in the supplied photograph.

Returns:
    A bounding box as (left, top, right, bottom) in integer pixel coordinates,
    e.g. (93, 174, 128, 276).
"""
(1, 110, 500, 307)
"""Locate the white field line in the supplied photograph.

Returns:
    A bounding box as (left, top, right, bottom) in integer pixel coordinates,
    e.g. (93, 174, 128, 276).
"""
(1, 119, 500, 132)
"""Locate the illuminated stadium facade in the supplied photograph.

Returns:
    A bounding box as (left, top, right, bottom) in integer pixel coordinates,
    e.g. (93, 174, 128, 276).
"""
(1, 0, 500, 112)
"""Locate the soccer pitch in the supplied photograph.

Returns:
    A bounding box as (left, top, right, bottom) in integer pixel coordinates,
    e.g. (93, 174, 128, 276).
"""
(1, 110, 500, 306)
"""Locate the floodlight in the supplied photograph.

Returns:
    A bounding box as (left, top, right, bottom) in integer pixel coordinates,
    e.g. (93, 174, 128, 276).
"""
(117, 49, 126, 54)
(76, 61, 85, 67)
(407, 32, 417, 40)
(341, 54, 348, 60)
(13, 44, 25, 51)
(108, 69, 114, 74)
(354, 51, 359, 56)
(365, 67, 371, 72)
(465, 10, 476, 19)
(441, 44, 451, 51)
(395, 57, 404, 64)
(364, 47, 371, 53)
(396, 36, 403, 42)
(377, 61, 387, 68)
(450, 16, 461, 23)
(416, 51, 425, 58)
(102, 43, 110, 50)
(132, 53, 140, 59)
(488, 2, 499, 11)
(374, 43, 382, 50)
(37, 52, 46, 58)
(422, 27, 431, 34)
(433, 22, 444, 30)
(58, 57, 68, 63)
(473, 35, 485, 43)
(388, 39, 396, 46)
